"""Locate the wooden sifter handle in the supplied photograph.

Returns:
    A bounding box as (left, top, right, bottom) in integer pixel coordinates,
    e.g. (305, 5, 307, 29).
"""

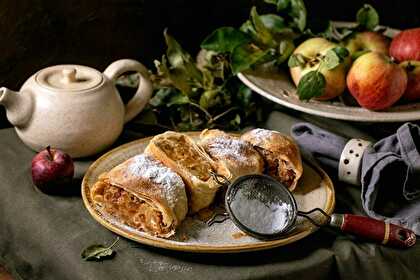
(330, 214, 416, 248)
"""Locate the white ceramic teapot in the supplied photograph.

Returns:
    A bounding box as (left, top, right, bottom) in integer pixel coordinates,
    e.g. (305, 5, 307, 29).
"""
(0, 59, 153, 158)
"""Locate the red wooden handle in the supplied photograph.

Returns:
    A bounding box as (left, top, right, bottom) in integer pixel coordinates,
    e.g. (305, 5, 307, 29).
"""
(340, 214, 416, 248)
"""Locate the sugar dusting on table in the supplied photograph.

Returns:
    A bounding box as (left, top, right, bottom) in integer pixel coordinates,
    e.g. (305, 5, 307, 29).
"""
(127, 154, 185, 209)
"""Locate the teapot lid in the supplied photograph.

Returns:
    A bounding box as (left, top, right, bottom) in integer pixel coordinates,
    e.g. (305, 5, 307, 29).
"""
(35, 65, 103, 92)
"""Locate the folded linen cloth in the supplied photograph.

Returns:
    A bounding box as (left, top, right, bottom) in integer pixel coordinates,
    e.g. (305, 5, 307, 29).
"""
(291, 122, 420, 235)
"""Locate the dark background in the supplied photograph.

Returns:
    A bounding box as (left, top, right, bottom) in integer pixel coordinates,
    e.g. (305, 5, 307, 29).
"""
(0, 0, 419, 128)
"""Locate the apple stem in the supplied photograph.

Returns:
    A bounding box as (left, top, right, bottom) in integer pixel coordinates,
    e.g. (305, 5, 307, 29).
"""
(46, 146, 53, 161)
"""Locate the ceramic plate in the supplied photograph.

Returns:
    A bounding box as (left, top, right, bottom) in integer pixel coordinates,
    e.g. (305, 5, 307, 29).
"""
(82, 132, 335, 253)
(238, 23, 420, 122)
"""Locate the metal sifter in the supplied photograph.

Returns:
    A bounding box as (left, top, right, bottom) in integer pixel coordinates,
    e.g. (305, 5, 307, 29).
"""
(207, 173, 416, 249)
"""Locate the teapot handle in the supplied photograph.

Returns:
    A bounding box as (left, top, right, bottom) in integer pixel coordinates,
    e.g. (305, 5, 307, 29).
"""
(104, 59, 153, 123)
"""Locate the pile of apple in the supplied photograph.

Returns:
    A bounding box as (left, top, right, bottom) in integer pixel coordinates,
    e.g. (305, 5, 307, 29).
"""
(290, 27, 420, 110)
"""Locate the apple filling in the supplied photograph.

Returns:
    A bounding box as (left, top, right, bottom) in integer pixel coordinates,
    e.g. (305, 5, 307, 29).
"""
(256, 147, 296, 188)
(155, 134, 212, 181)
(91, 181, 170, 236)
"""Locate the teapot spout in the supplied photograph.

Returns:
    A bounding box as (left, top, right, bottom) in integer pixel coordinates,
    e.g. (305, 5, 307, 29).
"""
(0, 87, 33, 127)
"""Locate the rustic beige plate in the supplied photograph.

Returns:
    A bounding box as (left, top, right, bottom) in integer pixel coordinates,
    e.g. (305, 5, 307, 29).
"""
(238, 23, 420, 122)
(82, 132, 335, 253)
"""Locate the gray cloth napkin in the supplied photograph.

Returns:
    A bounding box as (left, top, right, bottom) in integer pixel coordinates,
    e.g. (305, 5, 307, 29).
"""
(291, 122, 420, 235)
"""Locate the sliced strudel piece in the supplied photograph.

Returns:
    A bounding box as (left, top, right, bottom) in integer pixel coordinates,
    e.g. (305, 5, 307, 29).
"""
(241, 128, 303, 191)
(91, 154, 188, 238)
(145, 131, 231, 213)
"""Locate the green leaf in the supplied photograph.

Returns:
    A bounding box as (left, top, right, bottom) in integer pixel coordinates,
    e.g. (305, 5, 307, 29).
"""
(297, 71, 326, 100)
(149, 88, 174, 107)
(276, 0, 291, 10)
(239, 20, 257, 38)
(290, 0, 307, 32)
(237, 84, 253, 107)
(230, 114, 241, 126)
(356, 4, 379, 31)
(332, 46, 350, 61)
(199, 90, 219, 109)
(167, 92, 190, 107)
(259, 14, 286, 33)
(288, 53, 307, 68)
(250, 7, 275, 46)
(164, 30, 202, 82)
(230, 43, 269, 74)
(323, 49, 341, 70)
(277, 40, 295, 64)
(81, 237, 119, 262)
(201, 27, 250, 53)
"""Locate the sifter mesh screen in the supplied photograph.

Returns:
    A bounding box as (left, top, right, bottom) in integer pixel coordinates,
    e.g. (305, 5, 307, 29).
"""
(226, 175, 297, 236)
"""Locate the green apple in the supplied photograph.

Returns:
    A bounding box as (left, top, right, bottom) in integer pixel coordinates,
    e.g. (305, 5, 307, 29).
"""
(347, 52, 407, 110)
(290, 37, 348, 100)
(344, 31, 390, 59)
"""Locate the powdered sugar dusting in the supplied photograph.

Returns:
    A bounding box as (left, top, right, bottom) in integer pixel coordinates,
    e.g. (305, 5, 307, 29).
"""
(127, 154, 185, 209)
(249, 128, 276, 143)
(205, 136, 250, 162)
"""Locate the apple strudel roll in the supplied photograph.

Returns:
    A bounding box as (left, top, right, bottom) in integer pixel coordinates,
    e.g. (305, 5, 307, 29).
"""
(199, 129, 264, 179)
(241, 128, 303, 191)
(145, 131, 231, 213)
(90, 154, 188, 238)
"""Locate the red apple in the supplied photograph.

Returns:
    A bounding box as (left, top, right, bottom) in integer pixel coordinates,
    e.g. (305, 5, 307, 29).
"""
(390, 27, 420, 62)
(31, 146, 74, 194)
(400, 61, 420, 101)
(347, 52, 407, 110)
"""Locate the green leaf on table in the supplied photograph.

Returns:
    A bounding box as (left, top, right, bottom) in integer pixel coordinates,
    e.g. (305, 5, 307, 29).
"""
(288, 53, 307, 68)
(290, 0, 307, 32)
(230, 43, 269, 74)
(201, 27, 250, 53)
(81, 237, 119, 262)
(297, 71, 326, 100)
(356, 4, 379, 31)
(167, 92, 190, 107)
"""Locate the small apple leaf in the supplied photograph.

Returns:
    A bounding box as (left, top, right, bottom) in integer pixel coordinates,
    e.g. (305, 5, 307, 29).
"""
(288, 53, 307, 68)
(356, 4, 379, 31)
(81, 237, 119, 262)
(323, 49, 341, 70)
(201, 27, 251, 53)
(297, 71, 326, 100)
(331, 47, 349, 61)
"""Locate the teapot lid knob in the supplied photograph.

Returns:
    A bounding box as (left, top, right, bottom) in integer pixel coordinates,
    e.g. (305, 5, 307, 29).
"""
(61, 68, 77, 84)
